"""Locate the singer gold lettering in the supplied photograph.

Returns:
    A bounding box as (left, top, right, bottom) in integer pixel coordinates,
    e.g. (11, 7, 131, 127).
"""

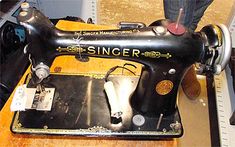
(57, 46, 173, 59)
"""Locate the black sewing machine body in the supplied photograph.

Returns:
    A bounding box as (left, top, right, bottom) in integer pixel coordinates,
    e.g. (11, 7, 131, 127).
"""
(11, 5, 231, 138)
(18, 8, 205, 116)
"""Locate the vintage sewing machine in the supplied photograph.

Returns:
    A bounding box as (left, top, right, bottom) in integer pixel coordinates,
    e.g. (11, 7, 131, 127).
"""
(10, 3, 231, 139)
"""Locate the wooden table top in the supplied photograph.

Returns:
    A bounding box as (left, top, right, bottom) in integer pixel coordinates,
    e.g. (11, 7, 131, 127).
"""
(0, 20, 176, 146)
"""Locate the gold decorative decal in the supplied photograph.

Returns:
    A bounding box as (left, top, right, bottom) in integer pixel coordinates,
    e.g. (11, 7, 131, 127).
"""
(141, 51, 172, 59)
(155, 80, 173, 95)
(74, 29, 140, 36)
(56, 45, 171, 59)
(57, 46, 84, 53)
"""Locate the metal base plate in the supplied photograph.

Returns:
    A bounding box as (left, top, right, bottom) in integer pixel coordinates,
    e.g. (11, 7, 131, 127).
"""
(11, 74, 183, 139)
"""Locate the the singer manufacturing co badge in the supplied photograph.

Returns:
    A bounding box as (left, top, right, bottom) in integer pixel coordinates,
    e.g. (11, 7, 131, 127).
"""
(155, 80, 174, 95)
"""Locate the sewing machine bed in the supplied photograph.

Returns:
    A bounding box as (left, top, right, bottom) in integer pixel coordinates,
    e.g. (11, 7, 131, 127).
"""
(11, 74, 183, 139)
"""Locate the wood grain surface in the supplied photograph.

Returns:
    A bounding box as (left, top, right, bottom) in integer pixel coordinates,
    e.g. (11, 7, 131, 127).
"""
(98, 0, 235, 30)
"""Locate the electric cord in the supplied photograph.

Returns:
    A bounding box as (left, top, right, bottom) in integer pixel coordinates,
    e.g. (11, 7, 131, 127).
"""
(104, 63, 137, 82)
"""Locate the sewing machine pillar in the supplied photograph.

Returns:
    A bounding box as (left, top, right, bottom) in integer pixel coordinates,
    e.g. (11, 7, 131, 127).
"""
(131, 63, 189, 116)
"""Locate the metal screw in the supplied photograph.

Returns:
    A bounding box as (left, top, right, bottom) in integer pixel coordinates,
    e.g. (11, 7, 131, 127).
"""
(153, 26, 166, 35)
(168, 68, 176, 74)
(132, 114, 145, 127)
(170, 121, 182, 132)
